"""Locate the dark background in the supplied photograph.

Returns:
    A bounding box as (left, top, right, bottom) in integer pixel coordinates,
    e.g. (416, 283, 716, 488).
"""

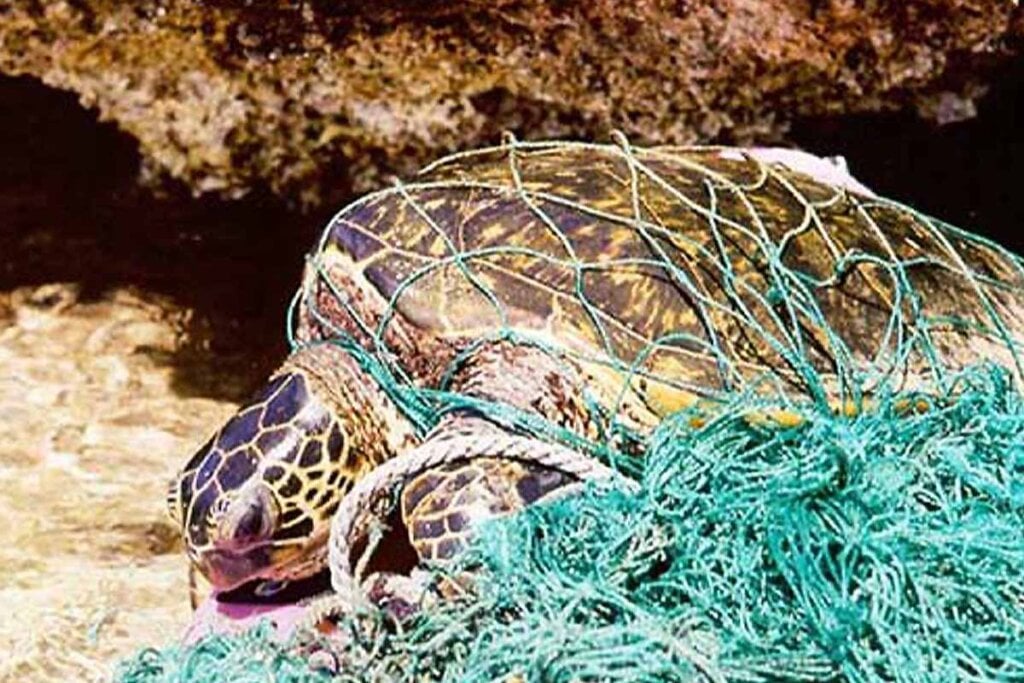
(1, 64, 1021, 398)
(793, 62, 1023, 255)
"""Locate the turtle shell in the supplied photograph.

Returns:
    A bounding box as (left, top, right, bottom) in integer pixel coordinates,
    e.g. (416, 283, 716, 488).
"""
(305, 141, 1024, 418)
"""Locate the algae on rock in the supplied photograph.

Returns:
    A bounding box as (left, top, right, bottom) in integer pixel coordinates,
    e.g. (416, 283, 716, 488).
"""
(1, 1, 1021, 208)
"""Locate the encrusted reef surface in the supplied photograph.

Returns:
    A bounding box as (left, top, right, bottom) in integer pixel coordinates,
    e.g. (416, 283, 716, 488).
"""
(1, 0, 1021, 207)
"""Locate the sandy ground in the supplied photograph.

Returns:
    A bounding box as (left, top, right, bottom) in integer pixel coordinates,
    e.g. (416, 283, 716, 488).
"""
(0, 77, 313, 683)
(0, 284, 236, 682)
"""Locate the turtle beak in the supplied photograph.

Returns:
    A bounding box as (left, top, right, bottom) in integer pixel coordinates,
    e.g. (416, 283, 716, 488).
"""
(198, 484, 281, 590)
(198, 542, 312, 594)
(200, 546, 274, 591)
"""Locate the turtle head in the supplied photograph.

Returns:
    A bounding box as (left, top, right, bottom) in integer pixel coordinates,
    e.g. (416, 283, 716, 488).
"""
(168, 349, 357, 592)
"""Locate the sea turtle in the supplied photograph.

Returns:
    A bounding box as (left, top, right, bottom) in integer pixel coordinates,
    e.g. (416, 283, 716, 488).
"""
(167, 138, 1024, 618)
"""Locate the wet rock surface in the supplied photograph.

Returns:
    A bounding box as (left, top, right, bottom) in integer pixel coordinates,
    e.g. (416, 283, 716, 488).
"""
(1, 1, 1021, 206)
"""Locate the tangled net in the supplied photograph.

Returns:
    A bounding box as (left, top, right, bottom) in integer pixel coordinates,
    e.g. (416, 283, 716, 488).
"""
(118, 139, 1024, 682)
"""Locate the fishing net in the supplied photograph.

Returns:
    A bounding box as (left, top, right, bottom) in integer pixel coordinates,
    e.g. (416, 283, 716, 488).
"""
(116, 138, 1024, 682)
(288, 137, 1024, 463)
(117, 622, 331, 683)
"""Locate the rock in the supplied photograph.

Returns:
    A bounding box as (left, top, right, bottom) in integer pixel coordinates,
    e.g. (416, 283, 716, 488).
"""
(0, 1, 1020, 206)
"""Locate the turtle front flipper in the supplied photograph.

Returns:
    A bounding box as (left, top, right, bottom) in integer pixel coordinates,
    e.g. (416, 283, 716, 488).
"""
(325, 427, 630, 623)
(358, 454, 578, 622)
(320, 342, 629, 621)
(401, 456, 574, 563)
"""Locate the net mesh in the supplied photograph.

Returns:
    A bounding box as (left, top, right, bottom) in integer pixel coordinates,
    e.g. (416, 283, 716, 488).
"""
(116, 138, 1024, 681)
(289, 137, 1024, 459)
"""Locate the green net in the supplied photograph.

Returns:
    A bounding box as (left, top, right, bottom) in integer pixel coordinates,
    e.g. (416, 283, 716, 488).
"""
(118, 139, 1024, 681)
(345, 367, 1024, 682)
(115, 622, 331, 683)
(118, 368, 1024, 682)
(288, 138, 1024, 461)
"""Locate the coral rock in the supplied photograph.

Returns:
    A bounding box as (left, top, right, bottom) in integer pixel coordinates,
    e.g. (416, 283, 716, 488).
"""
(1, 1, 1020, 207)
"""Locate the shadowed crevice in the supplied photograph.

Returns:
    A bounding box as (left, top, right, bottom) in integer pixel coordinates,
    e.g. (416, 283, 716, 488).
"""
(0, 74, 335, 402)
(791, 60, 1024, 253)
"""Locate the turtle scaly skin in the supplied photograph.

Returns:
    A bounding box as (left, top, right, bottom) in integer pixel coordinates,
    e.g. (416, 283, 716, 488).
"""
(169, 141, 1024, 600)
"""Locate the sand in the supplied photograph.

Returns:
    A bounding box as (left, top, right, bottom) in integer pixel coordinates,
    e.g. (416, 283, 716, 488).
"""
(0, 284, 236, 682)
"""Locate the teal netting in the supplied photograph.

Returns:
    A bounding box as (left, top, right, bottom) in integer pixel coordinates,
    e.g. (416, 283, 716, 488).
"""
(118, 139, 1024, 681)
(118, 366, 1024, 682)
(288, 138, 1024, 466)
(116, 622, 331, 683)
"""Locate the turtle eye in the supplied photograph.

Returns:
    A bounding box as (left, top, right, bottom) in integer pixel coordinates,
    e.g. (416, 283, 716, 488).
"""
(254, 579, 289, 597)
